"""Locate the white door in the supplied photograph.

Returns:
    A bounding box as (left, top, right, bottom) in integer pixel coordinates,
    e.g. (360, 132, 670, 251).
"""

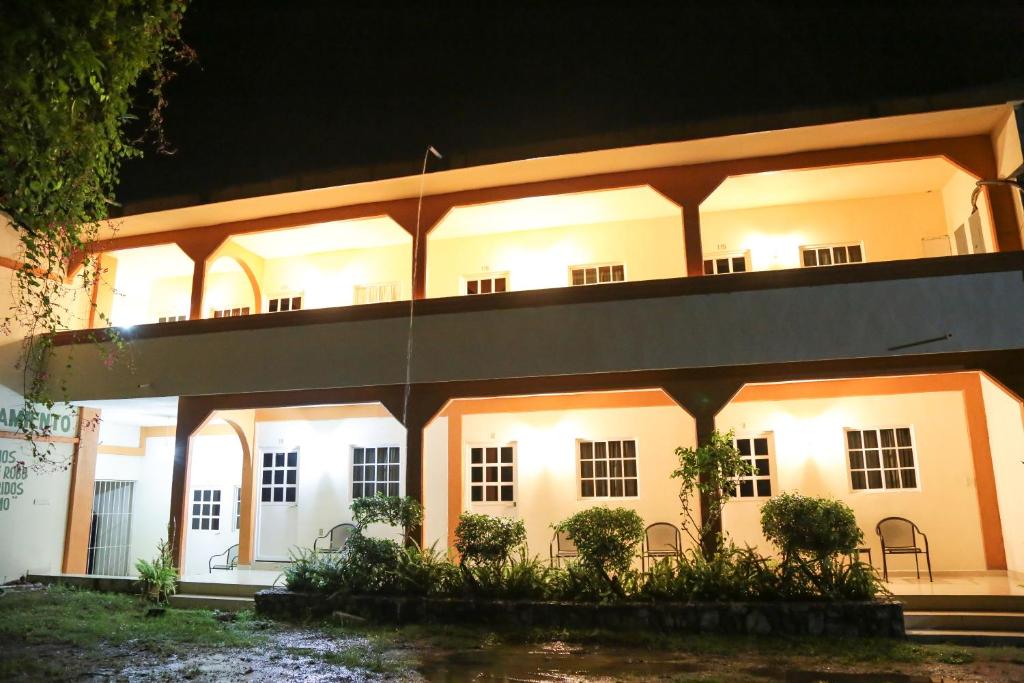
(467, 443, 517, 518)
(256, 449, 299, 561)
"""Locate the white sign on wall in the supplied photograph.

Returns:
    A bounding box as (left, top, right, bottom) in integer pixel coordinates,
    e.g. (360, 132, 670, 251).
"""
(0, 404, 79, 513)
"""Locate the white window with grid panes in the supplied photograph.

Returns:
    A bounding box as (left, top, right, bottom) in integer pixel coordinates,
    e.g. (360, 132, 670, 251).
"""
(845, 427, 919, 491)
(703, 251, 749, 275)
(191, 489, 222, 531)
(570, 263, 625, 286)
(468, 444, 515, 503)
(352, 446, 401, 498)
(464, 273, 508, 295)
(157, 314, 187, 323)
(212, 306, 250, 318)
(260, 450, 298, 503)
(800, 242, 864, 267)
(267, 294, 302, 313)
(578, 439, 638, 498)
(732, 434, 774, 499)
(232, 486, 241, 531)
(354, 282, 399, 305)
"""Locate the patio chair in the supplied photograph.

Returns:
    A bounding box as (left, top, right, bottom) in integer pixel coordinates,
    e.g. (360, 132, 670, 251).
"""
(314, 523, 356, 553)
(549, 530, 579, 567)
(642, 522, 682, 572)
(875, 517, 932, 582)
(208, 543, 239, 573)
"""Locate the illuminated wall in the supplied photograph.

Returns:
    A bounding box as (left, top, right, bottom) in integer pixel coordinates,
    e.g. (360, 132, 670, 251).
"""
(457, 405, 697, 557)
(425, 216, 686, 298)
(259, 243, 412, 309)
(202, 266, 257, 317)
(717, 390, 988, 572)
(182, 433, 243, 576)
(700, 192, 950, 270)
(979, 375, 1024, 578)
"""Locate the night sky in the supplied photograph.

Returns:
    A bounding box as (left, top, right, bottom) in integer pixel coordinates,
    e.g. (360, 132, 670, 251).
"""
(116, 2, 1024, 211)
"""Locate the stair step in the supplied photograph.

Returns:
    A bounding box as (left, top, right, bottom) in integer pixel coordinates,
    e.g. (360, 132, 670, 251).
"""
(897, 594, 1024, 613)
(905, 611, 1024, 632)
(176, 581, 272, 598)
(907, 629, 1024, 647)
(169, 593, 255, 612)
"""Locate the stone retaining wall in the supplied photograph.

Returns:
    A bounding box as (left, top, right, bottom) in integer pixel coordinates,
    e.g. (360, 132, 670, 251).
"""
(255, 589, 905, 637)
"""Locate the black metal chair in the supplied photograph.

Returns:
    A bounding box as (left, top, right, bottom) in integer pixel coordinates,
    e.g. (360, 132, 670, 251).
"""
(314, 523, 356, 553)
(549, 530, 579, 567)
(642, 522, 682, 571)
(876, 517, 932, 582)
(208, 543, 239, 573)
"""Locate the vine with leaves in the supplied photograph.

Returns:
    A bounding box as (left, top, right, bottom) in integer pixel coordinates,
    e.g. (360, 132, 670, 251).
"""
(0, 1, 192, 470)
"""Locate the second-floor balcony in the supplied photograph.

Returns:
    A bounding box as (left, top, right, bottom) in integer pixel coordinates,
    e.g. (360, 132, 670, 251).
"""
(71, 154, 1008, 335)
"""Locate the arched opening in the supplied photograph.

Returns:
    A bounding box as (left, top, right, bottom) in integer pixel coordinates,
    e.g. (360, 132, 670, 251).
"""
(426, 187, 685, 298)
(85, 243, 194, 329)
(203, 255, 260, 318)
(698, 158, 995, 274)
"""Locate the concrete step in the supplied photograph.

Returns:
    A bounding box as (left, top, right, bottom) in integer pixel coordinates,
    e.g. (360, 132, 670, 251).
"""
(907, 629, 1024, 647)
(897, 593, 1024, 613)
(169, 593, 255, 612)
(177, 580, 272, 598)
(905, 611, 1024, 632)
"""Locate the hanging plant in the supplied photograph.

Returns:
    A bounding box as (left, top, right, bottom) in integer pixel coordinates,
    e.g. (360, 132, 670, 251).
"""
(0, 1, 193, 469)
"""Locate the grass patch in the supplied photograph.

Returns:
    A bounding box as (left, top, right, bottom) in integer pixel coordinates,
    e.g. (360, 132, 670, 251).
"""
(0, 585, 267, 650)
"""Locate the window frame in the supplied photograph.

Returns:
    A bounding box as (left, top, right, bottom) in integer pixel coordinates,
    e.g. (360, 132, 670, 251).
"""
(156, 313, 188, 324)
(258, 447, 300, 505)
(799, 241, 866, 268)
(568, 262, 627, 286)
(190, 488, 223, 531)
(730, 432, 776, 501)
(354, 281, 400, 305)
(463, 272, 510, 296)
(844, 426, 921, 494)
(702, 251, 750, 275)
(232, 485, 241, 531)
(576, 437, 640, 500)
(465, 441, 517, 507)
(267, 293, 303, 313)
(351, 444, 403, 500)
(211, 306, 251, 318)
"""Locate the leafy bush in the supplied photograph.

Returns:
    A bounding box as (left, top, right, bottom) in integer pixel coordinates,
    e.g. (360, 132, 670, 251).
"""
(350, 495, 424, 546)
(761, 493, 862, 560)
(466, 552, 553, 601)
(760, 493, 882, 600)
(672, 429, 750, 558)
(392, 543, 461, 596)
(282, 547, 347, 593)
(135, 538, 177, 603)
(639, 545, 777, 602)
(553, 507, 644, 596)
(454, 513, 527, 568)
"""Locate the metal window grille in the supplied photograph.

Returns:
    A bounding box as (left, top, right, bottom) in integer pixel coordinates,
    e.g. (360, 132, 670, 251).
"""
(86, 480, 135, 576)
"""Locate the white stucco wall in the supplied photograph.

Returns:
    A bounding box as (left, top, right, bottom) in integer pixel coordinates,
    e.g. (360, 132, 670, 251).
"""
(95, 435, 174, 575)
(423, 416, 449, 550)
(181, 434, 242, 576)
(979, 375, 1024, 579)
(717, 390, 988, 572)
(426, 216, 686, 298)
(457, 405, 696, 557)
(701, 192, 951, 271)
(254, 416, 406, 557)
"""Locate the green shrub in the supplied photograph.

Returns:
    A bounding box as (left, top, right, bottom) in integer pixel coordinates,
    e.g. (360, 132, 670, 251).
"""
(466, 552, 553, 601)
(393, 543, 461, 596)
(553, 507, 644, 597)
(454, 513, 527, 568)
(135, 538, 177, 604)
(638, 545, 777, 602)
(760, 493, 862, 560)
(761, 493, 882, 600)
(350, 495, 424, 546)
(282, 548, 347, 593)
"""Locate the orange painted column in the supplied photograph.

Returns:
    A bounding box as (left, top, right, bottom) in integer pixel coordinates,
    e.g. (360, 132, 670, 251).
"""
(168, 398, 211, 569)
(219, 410, 258, 565)
(962, 375, 1007, 570)
(62, 408, 101, 573)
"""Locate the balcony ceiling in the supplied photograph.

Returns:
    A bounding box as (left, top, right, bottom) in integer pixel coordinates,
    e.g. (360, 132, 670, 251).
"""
(230, 216, 410, 258)
(430, 186, 680, 240)
(702, 157, 960, 213)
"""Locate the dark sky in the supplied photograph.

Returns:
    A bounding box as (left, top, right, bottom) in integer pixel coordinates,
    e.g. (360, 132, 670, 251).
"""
(116, 1, 1024, 209)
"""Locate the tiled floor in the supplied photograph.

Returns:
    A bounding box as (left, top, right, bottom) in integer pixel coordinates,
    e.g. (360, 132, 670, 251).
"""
(886, 571, 1024, 596)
